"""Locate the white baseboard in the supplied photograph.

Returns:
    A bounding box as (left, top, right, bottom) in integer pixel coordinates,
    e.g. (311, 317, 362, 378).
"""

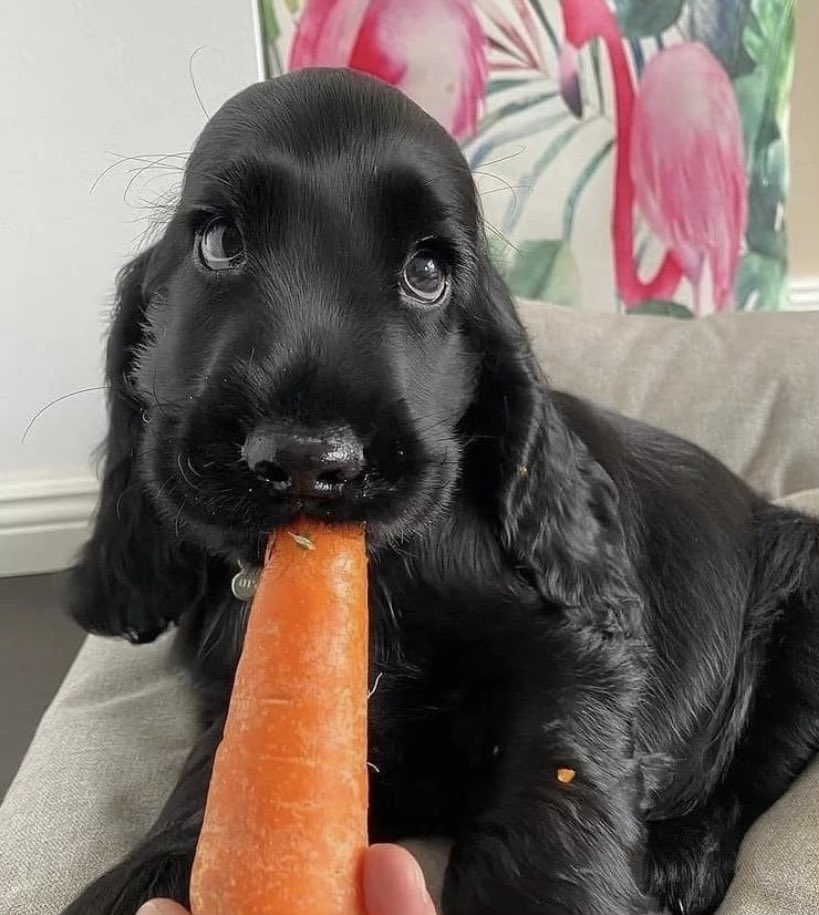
(0, 476, 99, 577)
(789, 277, 819, 311)
(1, 278, 816, 579)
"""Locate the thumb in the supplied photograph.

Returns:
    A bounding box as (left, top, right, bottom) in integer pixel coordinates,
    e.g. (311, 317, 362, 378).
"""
(364, 844, 437, 915)
(135, 901, 190, 915)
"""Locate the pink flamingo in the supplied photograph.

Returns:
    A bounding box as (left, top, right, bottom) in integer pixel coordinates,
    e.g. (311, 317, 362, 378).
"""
(558, 0, 747, 312)
(289, 0, 487, 141)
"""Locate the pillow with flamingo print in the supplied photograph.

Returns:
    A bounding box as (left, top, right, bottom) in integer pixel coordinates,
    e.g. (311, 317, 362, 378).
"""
(257, 0, 795, 318)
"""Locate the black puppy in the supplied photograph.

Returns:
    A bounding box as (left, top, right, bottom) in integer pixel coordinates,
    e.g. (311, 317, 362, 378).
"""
(64, 68, 819, 915)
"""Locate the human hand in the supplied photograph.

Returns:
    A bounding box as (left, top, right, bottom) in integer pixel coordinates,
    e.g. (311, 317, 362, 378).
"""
(135, 843, 437, 915)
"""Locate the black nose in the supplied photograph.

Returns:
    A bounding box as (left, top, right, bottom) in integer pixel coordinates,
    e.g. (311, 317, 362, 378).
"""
(243, 424, 366, 499)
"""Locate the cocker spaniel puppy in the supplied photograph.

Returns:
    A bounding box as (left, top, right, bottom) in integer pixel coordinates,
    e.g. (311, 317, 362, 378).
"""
(64, 68, 819, 915)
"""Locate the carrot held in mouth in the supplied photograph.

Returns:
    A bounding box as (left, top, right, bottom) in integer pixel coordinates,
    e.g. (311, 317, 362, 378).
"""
(190, 521, 369, 915)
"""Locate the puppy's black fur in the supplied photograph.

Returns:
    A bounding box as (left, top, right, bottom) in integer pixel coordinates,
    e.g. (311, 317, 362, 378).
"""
(64, 69, 819, 915)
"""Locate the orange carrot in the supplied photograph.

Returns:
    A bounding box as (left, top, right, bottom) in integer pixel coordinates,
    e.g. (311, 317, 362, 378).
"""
(190, 521, 369, 915)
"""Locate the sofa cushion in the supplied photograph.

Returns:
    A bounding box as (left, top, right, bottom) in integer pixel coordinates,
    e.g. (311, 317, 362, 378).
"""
(0, 634, 199, 915)
(717, 757, 819, 915)
(519, 302, 819, 499)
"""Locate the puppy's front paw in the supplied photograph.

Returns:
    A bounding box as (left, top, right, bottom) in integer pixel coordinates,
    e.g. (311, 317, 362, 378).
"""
(443, 823, 649, 915)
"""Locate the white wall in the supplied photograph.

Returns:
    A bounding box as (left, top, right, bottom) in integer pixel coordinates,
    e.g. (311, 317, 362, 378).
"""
(0, 1, 258, 573)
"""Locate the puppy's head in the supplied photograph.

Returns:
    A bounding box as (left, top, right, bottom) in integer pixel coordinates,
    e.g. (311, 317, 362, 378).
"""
(106, 70, 507, 570)
(71, 69, 621, 643)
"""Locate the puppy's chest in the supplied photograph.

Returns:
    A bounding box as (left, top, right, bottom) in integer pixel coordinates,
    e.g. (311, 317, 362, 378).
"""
(364, 546, 543, 834)
(372, 517, 541, 653)
(366, 522, 544, 728)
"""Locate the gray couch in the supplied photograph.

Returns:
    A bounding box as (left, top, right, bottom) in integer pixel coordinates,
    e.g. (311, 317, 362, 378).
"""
(1, 303, 817, 914)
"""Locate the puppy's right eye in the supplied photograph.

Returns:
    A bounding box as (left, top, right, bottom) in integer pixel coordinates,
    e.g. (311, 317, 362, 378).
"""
(401, 247, 449, 306)
(198, 219, 245, 271)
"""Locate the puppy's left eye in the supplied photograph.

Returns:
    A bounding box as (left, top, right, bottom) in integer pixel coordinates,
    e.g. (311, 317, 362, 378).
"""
(401, 248, 449, 305)
(198, 219, 245, 271)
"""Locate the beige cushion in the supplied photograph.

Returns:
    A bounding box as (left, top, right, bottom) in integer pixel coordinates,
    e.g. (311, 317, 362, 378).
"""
(717, 759, 819, 915)
(0, 635, 199, 915)
(777, 488, 819, 515)
(519, 303, 819, 500)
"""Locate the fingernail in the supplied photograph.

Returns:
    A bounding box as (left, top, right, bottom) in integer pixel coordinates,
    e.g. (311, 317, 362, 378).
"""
(412, 858, 435, 909)
(413, 857, 427, 895)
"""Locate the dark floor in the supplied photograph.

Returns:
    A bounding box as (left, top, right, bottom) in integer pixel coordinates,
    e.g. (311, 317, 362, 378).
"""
(0, 573, 85, 799)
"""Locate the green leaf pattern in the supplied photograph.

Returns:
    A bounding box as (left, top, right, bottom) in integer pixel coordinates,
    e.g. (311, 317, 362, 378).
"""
(505, 240, 582, 306)
(615, 0, 685, 39)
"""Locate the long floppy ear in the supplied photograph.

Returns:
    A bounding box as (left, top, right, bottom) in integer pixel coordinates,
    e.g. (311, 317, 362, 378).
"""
(67, 248, 211, 643)
(469, 262, 636, 628)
